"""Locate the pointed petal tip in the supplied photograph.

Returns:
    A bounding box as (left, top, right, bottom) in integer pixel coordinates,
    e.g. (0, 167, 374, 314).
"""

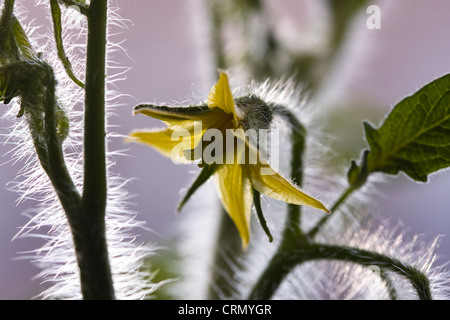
(315, 202, 331, 215)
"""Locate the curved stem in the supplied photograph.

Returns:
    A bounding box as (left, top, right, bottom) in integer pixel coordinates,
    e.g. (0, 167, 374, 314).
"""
(248, 243, 432, 300)
(307, 244, 432, 300)
(247, 104, 431, 300)
(43, 63, 81, 214)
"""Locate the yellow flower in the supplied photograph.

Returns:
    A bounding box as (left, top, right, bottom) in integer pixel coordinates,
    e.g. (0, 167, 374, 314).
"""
(128, 71, 329, 247)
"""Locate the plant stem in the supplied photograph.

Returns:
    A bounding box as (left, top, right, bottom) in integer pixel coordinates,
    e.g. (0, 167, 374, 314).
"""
(43, 64, 81, 214)
(286, 113, 306, 231)
(207, 207, 243, 299)
(307, 186, 355, 238)
(209, 2, 225, 70)
(248, 243, 432, 300)
(79, 0, 114, 300)
(247, 105, 310, 299)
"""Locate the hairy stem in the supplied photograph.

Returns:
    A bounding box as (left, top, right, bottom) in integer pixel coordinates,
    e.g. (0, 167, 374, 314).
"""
(307, 186, 355, 238)
(248, 243, 432, 300)
(207, 206, 243, 299)
(247, 105, 310, 299)
(79, 0, 114, 300)
(275, 105, 306, 231)
(43, 63, 81, 214)
(43, 64, 113, 300)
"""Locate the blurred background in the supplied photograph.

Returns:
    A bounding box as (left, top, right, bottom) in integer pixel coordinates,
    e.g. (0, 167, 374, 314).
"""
(1, 0, 450, 299)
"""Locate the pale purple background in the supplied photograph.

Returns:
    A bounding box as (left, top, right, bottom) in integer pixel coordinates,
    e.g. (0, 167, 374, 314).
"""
(1, 0, 450, 299)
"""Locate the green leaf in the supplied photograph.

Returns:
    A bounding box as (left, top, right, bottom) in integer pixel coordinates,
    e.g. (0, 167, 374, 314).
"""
(10, 15, 36, 60)
(365, 73, 450, 182)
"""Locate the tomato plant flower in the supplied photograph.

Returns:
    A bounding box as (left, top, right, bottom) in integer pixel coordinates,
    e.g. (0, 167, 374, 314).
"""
(128, 71, 329, 247)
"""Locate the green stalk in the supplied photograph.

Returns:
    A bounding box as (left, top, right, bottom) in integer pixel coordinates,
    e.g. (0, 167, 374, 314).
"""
(207, 207, 243, 299)
(42, 63, 81, 215)
(248, 243, 432, 300)
(78, 0, 114, 300)
(2, 0, 113, 300)
(307, 186, 355, 238)
(246, 106, 416, 300)
(247, 105, 310, 299)
(308, 149, 370, 238)
(277, 106, 306, 231)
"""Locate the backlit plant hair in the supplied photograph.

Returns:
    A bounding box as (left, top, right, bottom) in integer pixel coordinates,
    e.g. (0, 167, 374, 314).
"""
(1, 0, 158, 299)
(0, 0, 449, 301)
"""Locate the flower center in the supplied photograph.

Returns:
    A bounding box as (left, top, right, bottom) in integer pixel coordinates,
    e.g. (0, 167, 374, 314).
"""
(235, 94, 273, 131)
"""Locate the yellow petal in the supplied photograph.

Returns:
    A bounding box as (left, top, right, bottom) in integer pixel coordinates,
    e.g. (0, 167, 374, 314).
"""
(213, 163, 253, 248)
(248, 162, 330, 214)
(127, 121, 205, 164)
(207, 71, 239, 125)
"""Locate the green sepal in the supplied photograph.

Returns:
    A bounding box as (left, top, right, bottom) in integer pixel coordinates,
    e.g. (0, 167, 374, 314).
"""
(177, 164, 216, 212)
(252, 188, 273, 243)
(347, 149, 369, 190)
(50, 0, 85, 88)
(133, 103, 211, 123)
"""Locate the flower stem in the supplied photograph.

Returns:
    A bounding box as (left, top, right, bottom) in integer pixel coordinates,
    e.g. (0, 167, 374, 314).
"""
(247, 105, 310, 299)
(272, 104, 306, 231)
(307, 185, 355, 238)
